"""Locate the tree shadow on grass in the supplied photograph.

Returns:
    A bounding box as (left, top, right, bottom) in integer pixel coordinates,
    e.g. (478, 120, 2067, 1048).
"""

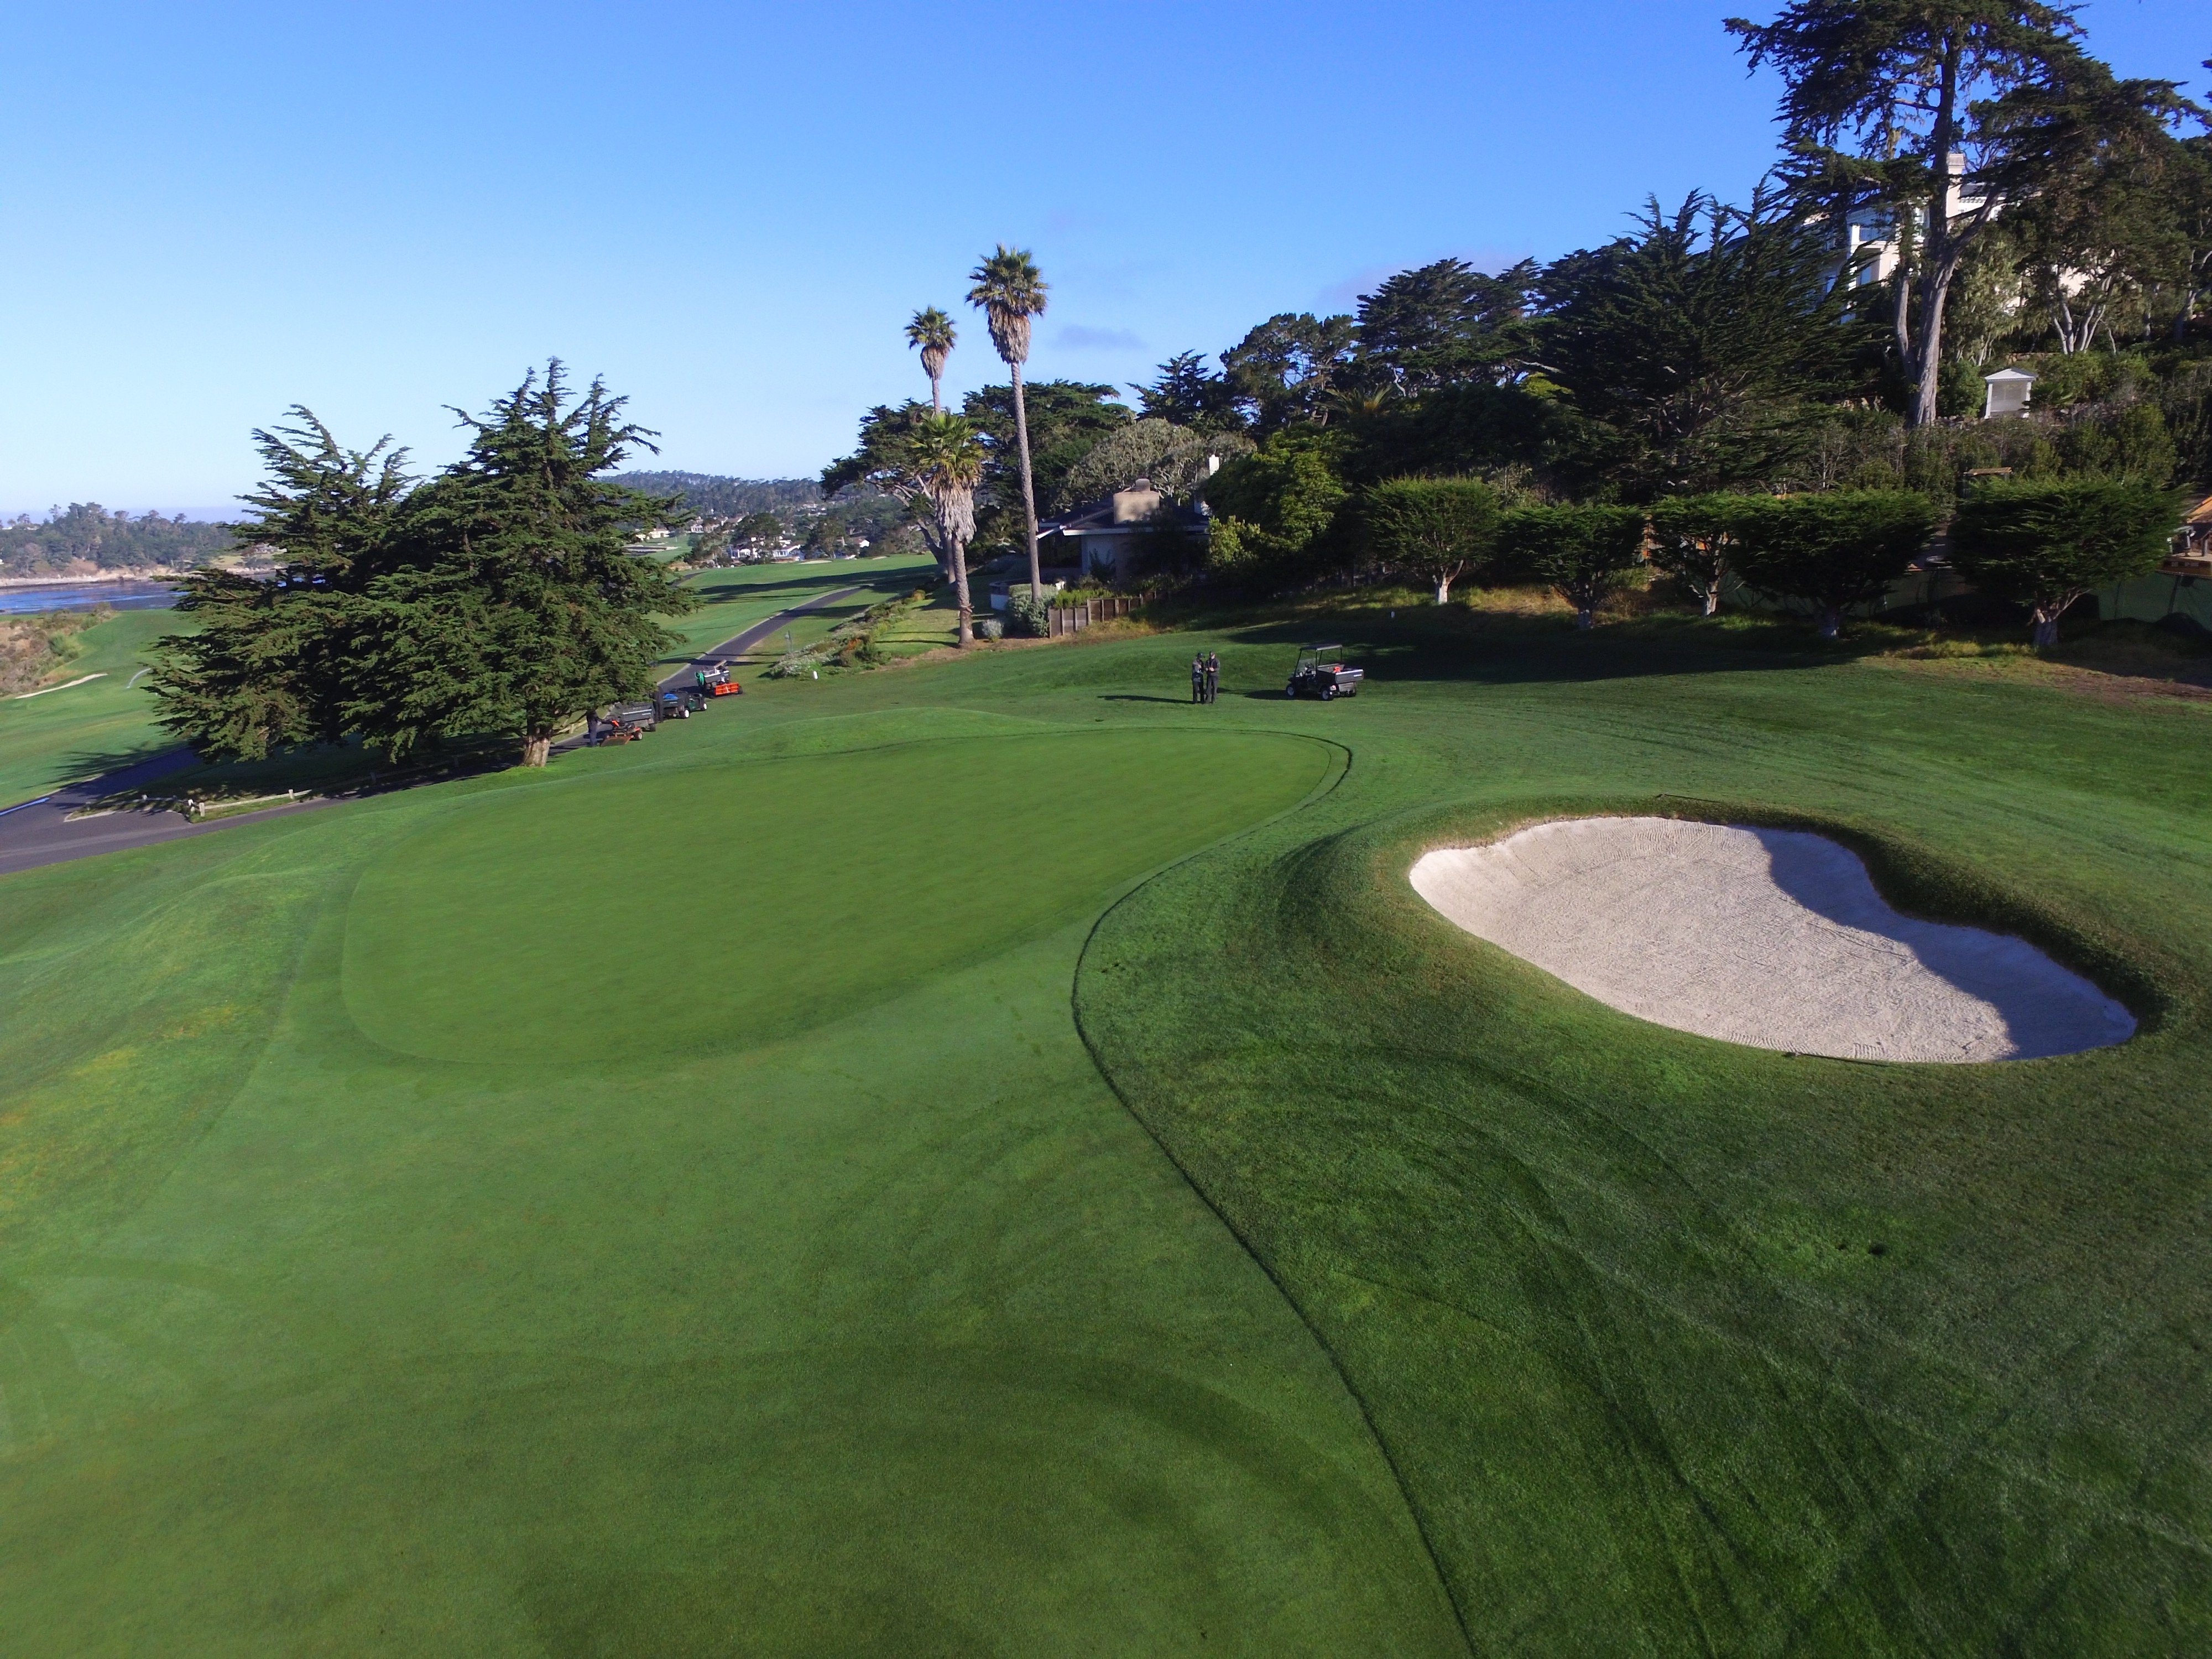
(1215, 606, 1886, 692)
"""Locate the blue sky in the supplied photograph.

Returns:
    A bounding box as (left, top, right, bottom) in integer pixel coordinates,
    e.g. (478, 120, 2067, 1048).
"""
(3, 1, 2205, 514)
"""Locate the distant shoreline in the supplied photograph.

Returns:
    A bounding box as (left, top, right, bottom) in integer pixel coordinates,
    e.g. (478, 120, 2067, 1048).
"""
(0, 568, 189, 591)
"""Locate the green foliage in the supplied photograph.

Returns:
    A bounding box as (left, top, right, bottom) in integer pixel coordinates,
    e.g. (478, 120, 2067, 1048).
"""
(150, 369, 692, 769)
(1342, 379, 1574, 489)
(1200, 430, 1353, 589)
(604, 472, 817, 519)
(343, 366, 693, 765)
(1220, 313, 1358, 434)
(1055, 419, 1254, 510)
(1359, 477, 1502, 603)
(1648, 493, 1764, 614)
(1733, 489, 1936, 637)
(1004, 591, 1051, 637)
(1354, 257, 1543, 394)
(1729, 0, 2195, 425)
(149, 411, 418, 761)
(1499, 504, 1647, 627)
(1134, 351, 1245, 434)
(2055, 399, 2179, 484)
(968, 245, 1047, 368)
(0, 505, 232, 578)
(1950, 476, 2180, 641)
(1535, 190, 1867, 497)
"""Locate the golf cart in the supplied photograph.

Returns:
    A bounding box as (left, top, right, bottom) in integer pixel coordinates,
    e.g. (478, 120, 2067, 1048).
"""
(658, 687, 703, 720)
(696, 664, 743, 697)
(597, 701, 658, 744)
(1286, 644, 1364, 701)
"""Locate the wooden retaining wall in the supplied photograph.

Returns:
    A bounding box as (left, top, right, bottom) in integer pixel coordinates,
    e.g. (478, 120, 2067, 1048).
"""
(1046, 593, 1146, 637)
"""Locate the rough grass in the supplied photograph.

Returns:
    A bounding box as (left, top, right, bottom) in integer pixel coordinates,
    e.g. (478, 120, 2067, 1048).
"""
(4, 599, 2211, 1652)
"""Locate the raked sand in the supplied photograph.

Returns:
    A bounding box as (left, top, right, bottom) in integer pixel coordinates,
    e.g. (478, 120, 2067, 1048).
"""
(1410, 817, 2134, 1062)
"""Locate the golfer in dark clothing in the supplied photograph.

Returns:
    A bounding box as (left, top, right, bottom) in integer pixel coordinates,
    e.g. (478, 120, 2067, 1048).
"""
(1203, 653, 1220, 703)
(1191, 654, 1206, 703)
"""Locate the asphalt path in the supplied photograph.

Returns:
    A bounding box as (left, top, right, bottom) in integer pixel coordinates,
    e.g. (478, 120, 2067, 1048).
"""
(0, 585, 873, 880)
(655, 583, 863, 691)
(0, 749, 327, 879)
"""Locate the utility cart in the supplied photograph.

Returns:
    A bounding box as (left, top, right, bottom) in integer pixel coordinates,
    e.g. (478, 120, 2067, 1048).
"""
(1286, 644, 1364, 701)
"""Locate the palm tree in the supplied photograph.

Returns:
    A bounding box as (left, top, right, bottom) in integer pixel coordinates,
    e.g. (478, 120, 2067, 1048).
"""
(905, 307, 957, 413)
(967, 246, 1049, 601)
(908, 414, 985, 647)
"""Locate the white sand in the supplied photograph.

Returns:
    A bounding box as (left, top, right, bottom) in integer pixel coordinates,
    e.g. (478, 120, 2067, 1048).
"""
(1409, 818, 2134, 1062)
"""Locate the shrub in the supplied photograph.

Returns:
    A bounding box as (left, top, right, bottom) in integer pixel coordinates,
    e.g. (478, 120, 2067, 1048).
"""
(1950, 478, 2179, 646)
(976, 616, 1005, 641)
(1499, 505, 1646, 629)
(1004, 592, 1051, 638)
(1361, 477, 1501, 604)
(1200, 429, 1352, 590)
(1733, 491, 1935, 639)
(1647, 494, 1760, 616)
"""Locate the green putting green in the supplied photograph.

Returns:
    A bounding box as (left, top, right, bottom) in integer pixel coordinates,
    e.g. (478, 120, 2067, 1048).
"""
(3, 598, 2211, 1653)
(344, 731, 1331, 1063)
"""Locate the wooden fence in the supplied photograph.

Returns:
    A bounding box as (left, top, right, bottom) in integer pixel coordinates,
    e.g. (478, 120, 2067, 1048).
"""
(1046, 592, 1146, 637)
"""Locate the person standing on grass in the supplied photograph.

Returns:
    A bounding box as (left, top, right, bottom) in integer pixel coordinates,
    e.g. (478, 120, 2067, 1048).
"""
(1204, 652, 1220, 703)
(1191, 654, 1205, 703)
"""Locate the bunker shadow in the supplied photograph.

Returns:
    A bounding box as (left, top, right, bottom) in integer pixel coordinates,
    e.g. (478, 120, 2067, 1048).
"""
(1749, 826, 2133, 1058)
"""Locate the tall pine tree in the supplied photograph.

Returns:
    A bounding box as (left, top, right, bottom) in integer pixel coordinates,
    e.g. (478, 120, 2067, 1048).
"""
(347, 363, 693, 767)
(149, 413, 415, 760)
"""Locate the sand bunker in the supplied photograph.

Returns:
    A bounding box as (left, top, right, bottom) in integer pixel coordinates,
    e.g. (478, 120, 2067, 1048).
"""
(1410, 818, 2133, 1062)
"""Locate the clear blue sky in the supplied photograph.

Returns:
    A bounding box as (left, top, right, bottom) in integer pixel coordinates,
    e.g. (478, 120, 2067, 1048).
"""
(3, 0, 2204, 515)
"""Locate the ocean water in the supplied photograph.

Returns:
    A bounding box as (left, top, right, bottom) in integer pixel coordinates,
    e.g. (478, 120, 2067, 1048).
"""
(0, 580, 179, 615)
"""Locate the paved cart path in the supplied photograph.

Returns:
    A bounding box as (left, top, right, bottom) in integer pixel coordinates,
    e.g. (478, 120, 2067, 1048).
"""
(656, 583, 863, 691)
(0, 749, 326, 878)
(0, 587, 875, 879)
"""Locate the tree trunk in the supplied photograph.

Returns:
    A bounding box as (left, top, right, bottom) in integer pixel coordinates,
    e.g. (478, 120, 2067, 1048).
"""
(1703, 583, 1721, 618)
(930, 373, 943, 415)
(952, 538, 974, 648)
(1011, 366, 1042, 602)
(1892, 260, 1914, 370)
(1815, 605, 1842, 640)
(522, 728, 552, 768)
(1434, 574, 1452, 604)
(1574, 606, 1595, 631)
(1908, 36, 1964, 431)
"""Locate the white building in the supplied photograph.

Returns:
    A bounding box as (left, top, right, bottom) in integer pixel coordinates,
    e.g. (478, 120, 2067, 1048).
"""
(1982, 367, 2036, 419)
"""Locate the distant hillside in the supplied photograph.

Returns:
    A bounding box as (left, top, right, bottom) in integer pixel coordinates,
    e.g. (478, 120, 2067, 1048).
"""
(1, 504, 233, 578)
(611, 473, 820, 519)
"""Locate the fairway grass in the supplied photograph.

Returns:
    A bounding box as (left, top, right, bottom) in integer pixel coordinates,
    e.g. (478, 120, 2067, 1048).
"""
(0, 609, 178, 806)
(4, 600, 2212, 1652)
